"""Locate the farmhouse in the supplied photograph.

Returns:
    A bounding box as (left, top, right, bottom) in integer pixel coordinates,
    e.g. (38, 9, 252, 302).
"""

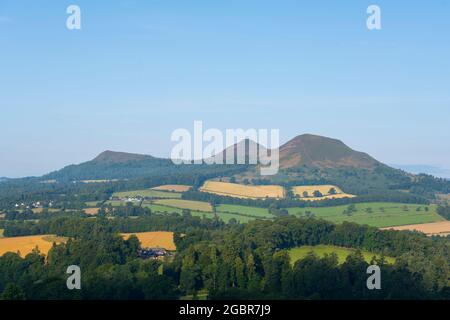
(138, 248, 169, 259)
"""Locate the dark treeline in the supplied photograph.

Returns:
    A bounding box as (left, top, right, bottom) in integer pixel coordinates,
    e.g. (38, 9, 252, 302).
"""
(2, 210, 227, 238)
(437, 206, 450, 220)
(1, 215, 449, 300)
(182, 190, 430, 208)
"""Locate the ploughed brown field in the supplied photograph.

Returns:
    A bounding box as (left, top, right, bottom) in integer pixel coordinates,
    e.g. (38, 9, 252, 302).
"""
(0, 235, 67, 257)
(381, 221, 450, 236)
(122, 231, 176, 251)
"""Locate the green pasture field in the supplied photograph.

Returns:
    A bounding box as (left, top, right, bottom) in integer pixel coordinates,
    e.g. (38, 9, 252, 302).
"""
(142, 202, 183, 214)
(143, 202, 259, 223)
(287, 202, 444, 228)
(113, 189, 182, 199)
(217, 204, 274, 218)
(288, 245, 396, 265)
(108, 199, 442, 228)
(85, 201, 103, 207)
(153, 199, 213, 212)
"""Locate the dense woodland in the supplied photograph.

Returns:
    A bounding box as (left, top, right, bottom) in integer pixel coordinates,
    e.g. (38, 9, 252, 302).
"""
(0, 211, 449, 300)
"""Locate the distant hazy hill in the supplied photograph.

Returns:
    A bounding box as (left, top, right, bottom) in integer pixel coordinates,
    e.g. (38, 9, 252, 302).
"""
(42, 150, 245, 182)
(42, 151, 173, 181)
(93, 150, 154, 163)
(390, 164, 450, 179)
(0, 177, 9, 183)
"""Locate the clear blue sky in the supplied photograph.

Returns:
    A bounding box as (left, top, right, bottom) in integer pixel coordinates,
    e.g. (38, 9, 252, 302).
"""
(1, 0, 449, 177)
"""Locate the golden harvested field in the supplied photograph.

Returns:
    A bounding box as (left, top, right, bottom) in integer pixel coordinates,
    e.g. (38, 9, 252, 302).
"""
(293, 185, 355, 201)
(84, 208, 100, 215)
(152, 185, 191, 192)
(153, 199, 213, 212)
(382, 221, 450, 236)
(0, 235, 67, 257)
(122, 231, 176, 250)
(200, 181, 285, 199)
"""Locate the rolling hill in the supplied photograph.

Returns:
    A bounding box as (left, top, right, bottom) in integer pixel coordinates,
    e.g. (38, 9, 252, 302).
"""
(92, 150, 154, 163)
(3, 134, 446, 199)
(278, 134, 380, 170)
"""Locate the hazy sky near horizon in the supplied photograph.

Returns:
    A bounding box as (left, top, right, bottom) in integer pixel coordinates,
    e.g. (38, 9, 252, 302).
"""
(1, 0, 449, 177)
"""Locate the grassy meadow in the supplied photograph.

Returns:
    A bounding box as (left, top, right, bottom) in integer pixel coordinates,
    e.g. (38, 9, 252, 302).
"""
(113, 189, 182, 199)
(288, 245, 396, 265)
(217, 204, 274, 218)
(287, 202, 444, 228)
(153, 199, 213, 212)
